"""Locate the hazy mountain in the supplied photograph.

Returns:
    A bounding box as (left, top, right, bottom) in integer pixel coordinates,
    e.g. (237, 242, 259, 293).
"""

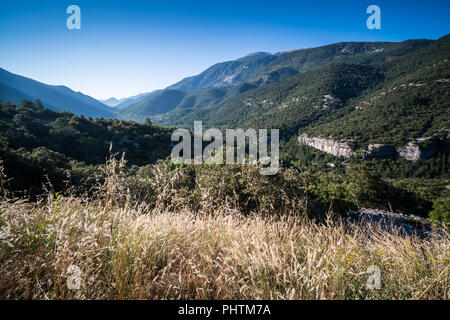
(163, 63, 385, 132)
(117, 83, 259, 122)
(101, 97, 125, 107)
(0, 68, 115, 118)
(237, 51, 272, 61)
(166, 53, 278, 91)
(119, 87, 230, 121)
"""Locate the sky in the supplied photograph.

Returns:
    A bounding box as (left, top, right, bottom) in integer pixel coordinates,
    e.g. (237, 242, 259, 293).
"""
(0, 0, 449, 100)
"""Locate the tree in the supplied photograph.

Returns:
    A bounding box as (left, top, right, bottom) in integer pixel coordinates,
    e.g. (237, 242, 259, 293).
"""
(20, 100, 33, 108)
(35, 99, 44, 109)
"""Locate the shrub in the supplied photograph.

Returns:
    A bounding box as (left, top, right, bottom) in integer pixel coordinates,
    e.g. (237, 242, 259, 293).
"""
(429, 197, 450, 224)
(130, 160, 308, 217)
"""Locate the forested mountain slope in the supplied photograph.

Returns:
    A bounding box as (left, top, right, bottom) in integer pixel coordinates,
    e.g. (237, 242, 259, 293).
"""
(119, 39, 433, 124)
(148, 35, 449, 154)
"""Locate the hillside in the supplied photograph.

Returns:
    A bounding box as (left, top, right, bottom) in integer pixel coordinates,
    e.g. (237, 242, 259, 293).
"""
(0, 68, 115, 119)
(119, 39, 433, 126)
(114, 90, 162, 110)
(118, 84, 258, 122)
(100, 97, 124, 107)
(144, 36, 449, 152)
(167, 39, 431, 92)
(302, 35, 450, 154)
(174, 63, 385, 133)
(0, 100, 172, 195)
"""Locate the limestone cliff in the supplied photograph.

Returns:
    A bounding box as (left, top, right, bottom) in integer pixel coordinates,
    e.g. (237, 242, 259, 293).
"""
(299, 135, 449, 161)
(298, 134, 355, 158)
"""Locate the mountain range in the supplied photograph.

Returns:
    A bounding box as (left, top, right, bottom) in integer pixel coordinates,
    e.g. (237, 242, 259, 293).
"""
(115, 37, 437, 126)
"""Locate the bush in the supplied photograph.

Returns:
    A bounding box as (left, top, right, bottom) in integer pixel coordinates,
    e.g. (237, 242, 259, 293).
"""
(429, 197, 450, 224)
(129, 160, 308, 217)
(302, 164, 428, 216)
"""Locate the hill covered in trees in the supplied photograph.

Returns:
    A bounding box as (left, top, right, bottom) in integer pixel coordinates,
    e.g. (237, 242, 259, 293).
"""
(118, 38, 434, 126)
(153, 35, 449, 143)
(0, 100, 172, 196)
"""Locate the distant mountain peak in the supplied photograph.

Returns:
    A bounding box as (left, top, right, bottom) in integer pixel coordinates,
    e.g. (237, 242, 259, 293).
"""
(243, 51, 271, 57)
(101, 97, 123, 107)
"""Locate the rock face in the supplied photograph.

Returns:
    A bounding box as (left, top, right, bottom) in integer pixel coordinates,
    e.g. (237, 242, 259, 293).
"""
(298, 134, 355, 158)
(299, 135, 449, 161)
(397, 141, 437, 161)
(363, 144, 396, 160)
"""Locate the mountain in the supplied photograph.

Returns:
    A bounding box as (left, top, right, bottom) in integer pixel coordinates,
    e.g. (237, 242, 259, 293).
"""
(165, 63, 385, 132)
(303, 34, 450, 152)
(166, 39, 431, 93)
(0, 68, 115, 118)
(118, 88, 225, 121)
(119, 38, 435, 127)
(115, 90, 163, 110)
(101, 97, 125, 107)
(117, 84, 259, 122)
(166, 53, 278, 91)
(171, 34, 449, 161)
(237, 51, 272, 61)
(120, 34, 450, 165)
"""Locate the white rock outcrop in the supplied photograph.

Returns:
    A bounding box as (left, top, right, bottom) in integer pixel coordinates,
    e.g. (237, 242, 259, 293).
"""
(397, 141, 437, 161)
(298, 134, 355, 158)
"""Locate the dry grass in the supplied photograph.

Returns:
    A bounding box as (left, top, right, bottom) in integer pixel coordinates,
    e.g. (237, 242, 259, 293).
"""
(0, 196, 448, 300)
(0, 155, 448, 300)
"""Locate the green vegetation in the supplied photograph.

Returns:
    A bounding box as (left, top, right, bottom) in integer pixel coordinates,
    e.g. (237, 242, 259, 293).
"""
(117, 39, 433, 128)
(168, 39, 431, 92)
(193, 63, 384, 134)
(0, 100, 172, 196)
(429, 198, 450, 223)
(306, 51, 450, 149)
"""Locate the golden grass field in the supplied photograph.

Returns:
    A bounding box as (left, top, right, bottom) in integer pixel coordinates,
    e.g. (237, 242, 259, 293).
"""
(0, 157, 448, 300)
(0, 196, 448, 299)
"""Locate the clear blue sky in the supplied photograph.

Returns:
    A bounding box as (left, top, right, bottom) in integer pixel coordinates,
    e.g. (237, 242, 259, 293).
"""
(0, 0, 449, 100)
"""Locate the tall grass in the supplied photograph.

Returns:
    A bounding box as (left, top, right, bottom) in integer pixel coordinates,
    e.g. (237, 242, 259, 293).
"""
(0, 156, 448, 299)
